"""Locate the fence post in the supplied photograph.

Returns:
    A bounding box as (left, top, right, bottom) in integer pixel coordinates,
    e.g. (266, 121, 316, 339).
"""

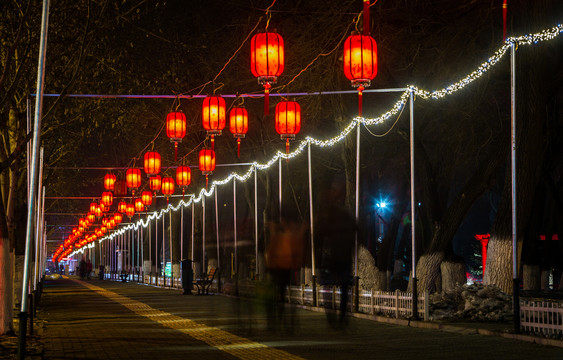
(395, 289, 400, 319)
(301, 284, 305, 305)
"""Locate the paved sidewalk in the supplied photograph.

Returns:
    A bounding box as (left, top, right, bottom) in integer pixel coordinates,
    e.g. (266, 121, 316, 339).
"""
(22, 279, 563, 359)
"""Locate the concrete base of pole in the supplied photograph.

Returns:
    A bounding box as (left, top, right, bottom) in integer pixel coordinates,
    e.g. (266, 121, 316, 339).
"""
(513, 278, 521, 333)
(17, 311, 28, 360)
(412, 277, 419, 320)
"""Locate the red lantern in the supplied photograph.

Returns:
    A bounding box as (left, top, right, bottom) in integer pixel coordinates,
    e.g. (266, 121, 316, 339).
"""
(114, 180, 128, 197)
(94, 204, 103, 218)
(176, 166, 191, 198)
(251, 31, 284, 115)
(126, 168, 142, 196)
(144, 151, 161, 177)
(104, 173, 116, 191)
(343, 33, 377, 116)
(117, 201, 127, 214)
(101, 191, 113, 207)
(141, 191, 153, 207)
(90, 201, 98, 213)
(149, 175, 162, 194)
(199, 149, 215, 189)
(114, 212, 123, 224)
(96, 228, 103, 238)
(202, 96, 226, 149)
(275, 101, 301, 154)
(100, 226, 107, 235)
(102, 218, 109, 227)
(108, 218, 116, 229)
(125, 203, 135, 219)
(100, 203, 109, 213)
(166, 111, 187, 161)
(135, 198, 144, 212)
(87, 213, 96, 223)
(229, 107, 248, 158)
(161, 177, 175, 201)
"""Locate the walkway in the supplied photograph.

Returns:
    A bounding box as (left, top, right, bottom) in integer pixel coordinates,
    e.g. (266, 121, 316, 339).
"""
(31, 279, 562, 359)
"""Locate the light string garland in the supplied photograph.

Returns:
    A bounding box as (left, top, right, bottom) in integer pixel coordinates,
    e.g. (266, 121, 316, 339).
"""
(65, 24, 563, 259)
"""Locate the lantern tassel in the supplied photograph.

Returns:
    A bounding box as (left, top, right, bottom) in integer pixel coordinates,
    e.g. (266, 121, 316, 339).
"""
(206, 175, 209, 190)
(211, 135, 215, 150)
(286, 138, 290, 163)
(358, 85, 364, 117)
(237, 138, 241, 158)
(174, 142, 178, 162)
(182, 188, 185, 201)
(264, 83, 271, 116)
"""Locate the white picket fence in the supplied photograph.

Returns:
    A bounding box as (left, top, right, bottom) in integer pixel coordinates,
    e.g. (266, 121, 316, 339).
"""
(285, 285, 429, 320)
(520, 299, 563, 337)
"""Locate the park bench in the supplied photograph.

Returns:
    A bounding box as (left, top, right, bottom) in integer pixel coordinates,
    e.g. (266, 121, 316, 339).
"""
(194, 268, 217, 295)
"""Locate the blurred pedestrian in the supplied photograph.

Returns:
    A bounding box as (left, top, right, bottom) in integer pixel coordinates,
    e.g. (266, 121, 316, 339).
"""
(316, 180, 356, 328)
(86, 258, 92, 280)
(264, 218, 306, 332)
(79, 257, 86, 280)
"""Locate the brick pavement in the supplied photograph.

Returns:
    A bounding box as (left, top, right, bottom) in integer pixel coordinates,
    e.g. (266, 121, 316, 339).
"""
(31, 278, 563, 360)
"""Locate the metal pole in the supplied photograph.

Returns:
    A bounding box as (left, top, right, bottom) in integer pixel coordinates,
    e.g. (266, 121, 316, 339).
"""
(202, 196, 206, 276)
(19, 2, 49, 357)
(169, 211, 173, 286)
(148, 221, 151, 283)
(140, 226, 144, 281)
(354, 121, 361, 311)
(155, 216, 158, 286)
(162, 212, 166, 286)
(33, 150, 44, 291)
(511, 42, 520, 333)
(409, 90, 418, 320)
(279, 157, 282, 221)
(254, 168, 259, 280)
(181, 205, 184, 260)
(191, 199, 195, 275)
(233, 179, 237, 277)
(308, 142, 317, 306)
(215, 188, 220, 292)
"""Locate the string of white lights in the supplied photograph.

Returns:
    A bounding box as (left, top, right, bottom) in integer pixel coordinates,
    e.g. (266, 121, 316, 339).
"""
(66, 24, 563, 259)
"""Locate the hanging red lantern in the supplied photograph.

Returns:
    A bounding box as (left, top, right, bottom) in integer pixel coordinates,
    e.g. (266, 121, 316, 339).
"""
(114, 212, 123, 224)
(87, 213, 96, 224)
(166, 111, 187, 161)
(101, 191, 113, 207)
(135, 198, 144, 212)
(202, 95, 226, 149)
(103, 173, 116, 191)
(275, 101, 301, 154)
(94, 204, 103, 218)
(229, 107, 248, 158)
(125, 203, 135, 219)
(161, 177, 175, 202)
(149, 174, 162, 194)
(100, 203, 109, 213)
(343, 33, 377, 116)
(141, 191, 153, 207)
(114, 179, 128, 197)
(108, 218, 116, 229)
(96, 228, 103, 238)
(144, 151, 161, 177)
(117, 201, 127, 214)
(90, 201, 98, 213)
(100, 226, 107, 235)
(251, 31, 284, 115)
(199, 149, 215, 189)
(102, 217, 109, 227)
(126, 168, 142, 196)
(176, 166, 191, 198)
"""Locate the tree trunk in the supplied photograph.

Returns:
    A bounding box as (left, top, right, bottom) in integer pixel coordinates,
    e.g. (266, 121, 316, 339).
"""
(483, 236, 512, 293)
(0, 199, 13, 334)
(358, 245, 386, 291)
(522, 264, 540, 291)
(440, 260, 466, 292)
(409, 252, 444, 293)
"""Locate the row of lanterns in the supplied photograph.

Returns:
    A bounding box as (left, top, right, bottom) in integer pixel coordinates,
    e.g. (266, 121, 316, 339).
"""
(55, 1, 378, 262)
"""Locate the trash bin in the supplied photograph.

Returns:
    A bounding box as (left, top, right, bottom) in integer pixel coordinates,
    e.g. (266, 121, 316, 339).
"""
(181, 259, 193, 295)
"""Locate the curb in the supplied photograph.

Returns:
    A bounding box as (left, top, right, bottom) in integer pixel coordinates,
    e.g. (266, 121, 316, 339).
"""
(294, 303, 563, 348)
